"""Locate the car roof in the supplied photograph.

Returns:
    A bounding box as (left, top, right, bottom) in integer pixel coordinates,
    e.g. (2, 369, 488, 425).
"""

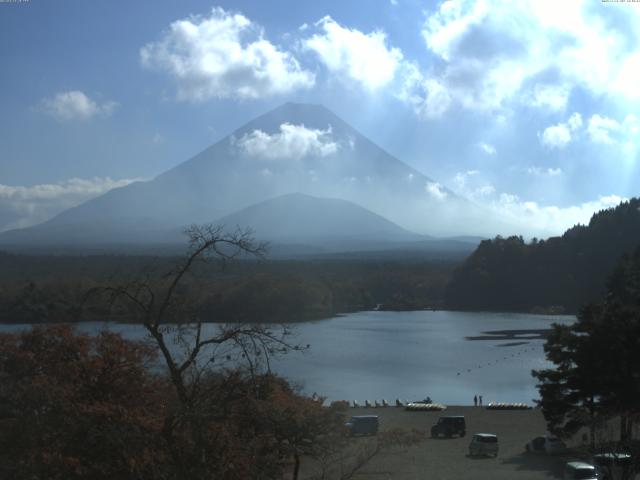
(351, 415, 378, 419)
(593, 452, 631, 459)
(441, 415, 465, 419)
(566, 462, 595, 469)
(474, 433, 497, 438)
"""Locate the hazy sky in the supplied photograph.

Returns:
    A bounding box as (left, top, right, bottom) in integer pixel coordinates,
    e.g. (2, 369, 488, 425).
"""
(1, 0, 639, 233)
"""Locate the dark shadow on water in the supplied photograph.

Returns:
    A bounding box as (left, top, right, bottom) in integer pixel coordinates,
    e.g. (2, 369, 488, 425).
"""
(495, 341, 530, 347)
(466, 329, 553, 341)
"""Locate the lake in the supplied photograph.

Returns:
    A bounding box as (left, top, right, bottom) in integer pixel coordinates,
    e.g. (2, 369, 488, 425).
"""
(0, 310, 574, 406)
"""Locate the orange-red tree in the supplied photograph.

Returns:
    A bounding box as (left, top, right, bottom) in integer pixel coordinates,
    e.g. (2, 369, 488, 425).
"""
(0, 324, 167, 480)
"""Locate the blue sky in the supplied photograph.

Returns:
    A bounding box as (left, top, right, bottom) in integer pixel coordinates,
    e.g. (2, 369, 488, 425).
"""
(1, 0, 639, 234)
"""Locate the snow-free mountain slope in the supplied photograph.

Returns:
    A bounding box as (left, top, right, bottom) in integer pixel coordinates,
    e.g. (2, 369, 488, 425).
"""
(215, 192, 422, 242)
(0, 102, 494, 247)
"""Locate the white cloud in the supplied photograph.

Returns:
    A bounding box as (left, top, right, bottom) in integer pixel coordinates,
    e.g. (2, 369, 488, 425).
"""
(567, 112, 583, 131)
(425, 181, 448, 200)
(491, 193, 627, 235)
(540, 123, 571, 149)
(540, 112, 582, 149)
(587, 114, 620, 144)
(448, 170, 621, 235)
(478, 142, 496, 155)
(398, 64, 452, 118)
(305, 16, 403, 90)
(40, 91, 118, 121)
(525, 84, 570, 111)
(452, 170, 494, 200)
(527, 166, 562, 176)
(140, 7, 314, 101)
(235, 123, 339, 161)
(0, 177, 140, 232)
(476, 184, 496, 196)
(413, 0, 640, 116)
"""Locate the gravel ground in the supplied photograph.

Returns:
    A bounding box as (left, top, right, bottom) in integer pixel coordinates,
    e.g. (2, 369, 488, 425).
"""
(300, 406, 590, 480)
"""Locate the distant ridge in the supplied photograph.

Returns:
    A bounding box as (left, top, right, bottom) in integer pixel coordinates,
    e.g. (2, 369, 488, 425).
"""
(214, 192, 422, 243)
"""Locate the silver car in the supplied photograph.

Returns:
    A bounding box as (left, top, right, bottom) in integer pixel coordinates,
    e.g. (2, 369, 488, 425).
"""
(469, 433, 498, 457)
(563, 461, 598, 480)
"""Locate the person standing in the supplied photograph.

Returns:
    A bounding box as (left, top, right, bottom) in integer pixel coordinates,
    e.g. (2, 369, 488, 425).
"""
(479, 395, 483, 406)
(473, 395, 478, 406)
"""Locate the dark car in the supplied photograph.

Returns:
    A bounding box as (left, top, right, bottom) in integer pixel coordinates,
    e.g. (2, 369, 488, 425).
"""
(525, 435, 567, 454)
(345, 415, 379, 436)
(592, 452, 634, 480)
(431, 416, 466, 438)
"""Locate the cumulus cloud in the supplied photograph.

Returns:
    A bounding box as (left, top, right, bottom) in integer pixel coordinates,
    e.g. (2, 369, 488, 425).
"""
(540, 112, 582, 149)
(408, 0, 640, 116)
(234, 123, 339, 161)
(539, 111, 638, 150)
(525, 84, 570, 111)
(491, 193, 627, 235)
(540, 124, 571, 149)
(0, 177, 140, 232)
(449, 165, 624, 234)
(527, 166, 562, 176)
(425, 181, 448, 200)
(140, 7, 314, 101)
(397, 64, 452, 118)
(587, 114, 621, 144)
(40, 91, 118, 121)
(452, 170, 495, 200)
(478, 142, 496, 155)
(304, 16, 403, 90)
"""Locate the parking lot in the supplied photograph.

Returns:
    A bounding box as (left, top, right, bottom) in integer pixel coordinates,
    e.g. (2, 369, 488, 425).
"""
(301, 406, 590, 480)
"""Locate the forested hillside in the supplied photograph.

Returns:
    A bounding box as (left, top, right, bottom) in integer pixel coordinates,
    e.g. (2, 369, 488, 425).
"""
(0, 253, 452, 324)
(445, 198, 640, 313)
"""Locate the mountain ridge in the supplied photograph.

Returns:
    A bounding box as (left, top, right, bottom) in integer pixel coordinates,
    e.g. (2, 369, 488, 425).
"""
(0, 102, 495, 249)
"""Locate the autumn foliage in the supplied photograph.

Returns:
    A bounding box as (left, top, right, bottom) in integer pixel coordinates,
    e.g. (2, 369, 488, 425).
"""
(0, 325, 348, 479)
(0, 325, 166, 479)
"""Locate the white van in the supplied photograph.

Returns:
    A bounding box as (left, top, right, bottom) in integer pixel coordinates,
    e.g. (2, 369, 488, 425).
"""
(563, 461, 598, 480)
(468, 433, 498, 457)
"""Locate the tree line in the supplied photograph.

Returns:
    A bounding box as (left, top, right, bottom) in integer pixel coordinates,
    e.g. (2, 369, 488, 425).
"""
(0, 252, 453, 324)
(445, 198, 640, 313)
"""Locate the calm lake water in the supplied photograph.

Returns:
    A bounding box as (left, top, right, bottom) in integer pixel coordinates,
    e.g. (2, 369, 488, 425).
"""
(1, 310, 574, 406)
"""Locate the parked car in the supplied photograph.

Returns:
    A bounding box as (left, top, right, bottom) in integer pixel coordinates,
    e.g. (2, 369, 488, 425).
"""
(430, 416, 466, 438)
(592, 452, 634, 480)
(525, 435, 567, 454)
(563, 461, 599, 480)
(469, 433, 499, 457)
(344, 415, 379, 436)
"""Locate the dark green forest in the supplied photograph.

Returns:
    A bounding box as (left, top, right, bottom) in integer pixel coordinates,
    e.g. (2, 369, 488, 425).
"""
(0, 253, 452, 324)
(445, 198, 640, 313)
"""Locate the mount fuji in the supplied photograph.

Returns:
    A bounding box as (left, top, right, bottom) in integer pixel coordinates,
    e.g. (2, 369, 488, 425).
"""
(0, 103, 491, 250)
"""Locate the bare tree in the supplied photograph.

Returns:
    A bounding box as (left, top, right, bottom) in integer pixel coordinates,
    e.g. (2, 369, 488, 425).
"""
(85, 224, 303, 477)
